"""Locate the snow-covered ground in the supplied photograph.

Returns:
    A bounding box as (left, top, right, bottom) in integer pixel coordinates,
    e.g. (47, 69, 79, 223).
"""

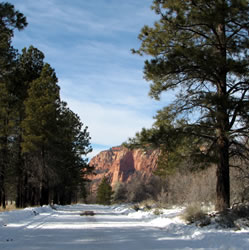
(0, 204, 249, 249)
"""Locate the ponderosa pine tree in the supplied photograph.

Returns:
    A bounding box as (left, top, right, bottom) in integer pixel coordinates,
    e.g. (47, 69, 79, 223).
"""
(133, 0, 249, 211)
(127, 106, 197, 177)
(52, 102, 92, 204)
(96, 177, 113, 205)
(21, 66, 92, 206)
(21, 63, 60, 206)
(0, 2, 27, 77)
(0, 82, 15, 208)
(0, 2, 27, 208)
(14, 46, 45, 207)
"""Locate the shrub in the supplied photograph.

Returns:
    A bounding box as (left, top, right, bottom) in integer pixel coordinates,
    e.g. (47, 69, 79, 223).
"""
(215, 213, 236, 228)
(215, 204, 249, 229)
(132, 204, 140, 211)
(112, 182, 127, 203)
(153, 208, 163, 216)
(233, 204, 249, 218)
(182, 203, 207, 224)
(126, 173, 149, 203)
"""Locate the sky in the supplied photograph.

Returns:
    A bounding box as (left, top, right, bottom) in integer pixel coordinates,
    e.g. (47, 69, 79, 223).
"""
(8, 0, 173, 158)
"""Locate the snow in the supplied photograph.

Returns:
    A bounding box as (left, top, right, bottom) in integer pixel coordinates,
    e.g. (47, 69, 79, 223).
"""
(0, 204, 249, 249)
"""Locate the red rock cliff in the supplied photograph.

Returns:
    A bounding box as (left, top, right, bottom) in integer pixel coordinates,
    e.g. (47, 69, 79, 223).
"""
(89, 146, 159, 191)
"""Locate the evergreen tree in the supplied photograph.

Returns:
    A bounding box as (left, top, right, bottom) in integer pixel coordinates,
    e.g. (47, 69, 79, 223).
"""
(133, 0, 249, 211)
(52, 102, 92, 204)
(21, 63, 60, 206)
(96, 177, 113, 205)
(127, 106, 198, 177)
(0, 2, 27, 208)
(14, 46, 45, 207)
(0, 2, 27, 79)
(0, 82, 15, 208)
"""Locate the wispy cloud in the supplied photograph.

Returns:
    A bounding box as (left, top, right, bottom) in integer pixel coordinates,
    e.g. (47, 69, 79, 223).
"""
(12, 0, 157, 37)
(9, 0, 170, 158)
(65, 98, 154, 146)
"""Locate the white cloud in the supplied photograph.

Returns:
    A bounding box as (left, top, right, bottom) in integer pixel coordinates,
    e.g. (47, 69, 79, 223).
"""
(64, 98, 154, 147)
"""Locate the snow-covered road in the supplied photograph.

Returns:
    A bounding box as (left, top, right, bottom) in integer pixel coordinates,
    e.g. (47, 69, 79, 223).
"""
(1, 204, 249, 249)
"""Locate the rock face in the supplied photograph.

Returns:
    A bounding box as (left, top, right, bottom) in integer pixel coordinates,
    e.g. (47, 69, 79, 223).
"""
(89, 146, 159, 192)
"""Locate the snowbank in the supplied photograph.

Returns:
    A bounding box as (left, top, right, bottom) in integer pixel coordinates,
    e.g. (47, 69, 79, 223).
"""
(0, 205, 54, 227)
(111, 204, 135, 215)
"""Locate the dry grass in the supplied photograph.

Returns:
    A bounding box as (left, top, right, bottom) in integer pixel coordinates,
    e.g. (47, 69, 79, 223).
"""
(153, 208, 163, 215)
(139, 199, 156, 210)
(0, 204, 18, 212)
(181, 203, 207, 224)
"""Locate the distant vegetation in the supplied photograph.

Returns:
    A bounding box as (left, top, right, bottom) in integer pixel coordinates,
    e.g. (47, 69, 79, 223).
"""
(96, 177, 113, 205)
(110, 162, 249, 209)
(0, 2, 92, 209)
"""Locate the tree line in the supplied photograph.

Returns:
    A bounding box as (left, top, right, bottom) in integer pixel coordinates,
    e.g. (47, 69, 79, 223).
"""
(0, 2, 92, 208)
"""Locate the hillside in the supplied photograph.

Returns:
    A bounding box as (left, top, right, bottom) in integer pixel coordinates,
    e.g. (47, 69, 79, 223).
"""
(89, 146, 159, 191)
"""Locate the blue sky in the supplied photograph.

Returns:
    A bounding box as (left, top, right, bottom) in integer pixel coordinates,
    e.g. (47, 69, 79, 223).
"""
(9, 0, 173, 158)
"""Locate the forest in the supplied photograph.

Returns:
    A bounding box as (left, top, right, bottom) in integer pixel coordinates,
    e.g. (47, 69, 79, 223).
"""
(0, 2, 92, 209)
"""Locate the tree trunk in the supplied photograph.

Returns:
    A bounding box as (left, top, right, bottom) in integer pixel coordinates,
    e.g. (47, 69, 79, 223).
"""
(0, 137, 8, 209)
(40, 147, 50, 206)
(16, 172, 22, 208)
(16, 135, 25, 208)
(40, 183, 49, 206)
(215, 18, 230, 211)
(0, 170, 6, 209)
(16, 163, 25, 208)
(216, 133, 230, 211)
(53, 191, 59, 205)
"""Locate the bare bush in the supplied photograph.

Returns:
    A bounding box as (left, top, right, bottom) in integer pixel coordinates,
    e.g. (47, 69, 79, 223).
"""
(181, 203, 208, 224)
(159, 166, 216, 206)
(112, 182, 127, 203)
(230, 163, 249, 205)
(126, 174, 149, 203)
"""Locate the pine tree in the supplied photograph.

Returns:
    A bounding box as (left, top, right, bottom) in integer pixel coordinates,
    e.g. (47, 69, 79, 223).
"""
(0, 2, 27, 208)
(21, 63, 60, 206)
(127, 106, 198, 177)
(52, 102, 92, 204)
(0, 2, 27, 79)
(96, 177, 113, 205)
(0, 82, 15, 208)
(133, 0, 249, 211)
(14, 46, 45, 208)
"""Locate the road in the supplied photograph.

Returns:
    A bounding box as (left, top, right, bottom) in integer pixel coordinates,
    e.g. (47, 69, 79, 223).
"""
(1, 204, 249, 249)
(0, 204, 173, 250)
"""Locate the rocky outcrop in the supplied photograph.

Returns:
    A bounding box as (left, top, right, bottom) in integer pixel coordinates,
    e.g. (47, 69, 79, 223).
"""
(89, 146, 159, 192)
